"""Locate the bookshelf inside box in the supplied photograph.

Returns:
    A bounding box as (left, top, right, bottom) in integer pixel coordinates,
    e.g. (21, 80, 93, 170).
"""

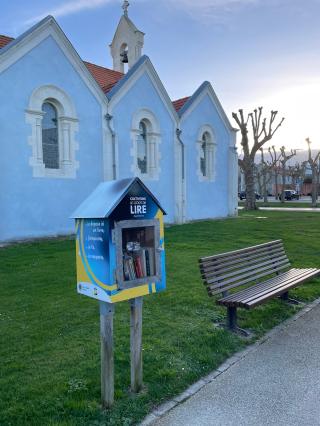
(115, 219, 161, 290)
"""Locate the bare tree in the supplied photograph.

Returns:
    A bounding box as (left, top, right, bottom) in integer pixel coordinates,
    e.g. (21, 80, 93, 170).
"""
(279, 146, 296, 203)
(287, 163, 306, 195)
(260, 147, 276, 203)
(306, 138, 320, 207)
(268, 146, 282, 199)
(233, 108, 284, 210)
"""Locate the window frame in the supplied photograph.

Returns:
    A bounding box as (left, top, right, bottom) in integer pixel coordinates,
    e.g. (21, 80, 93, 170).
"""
(130, 109, 161, 181)
(197, 125, 216, 182)
(25, 85, 79, 179)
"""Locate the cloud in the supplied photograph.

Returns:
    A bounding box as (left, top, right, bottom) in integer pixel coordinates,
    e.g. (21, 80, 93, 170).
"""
(133, 0, 262, 27)
(164, 0, 259, 18)
(23, 0, 260, 28)
(24, 0, 117, 26)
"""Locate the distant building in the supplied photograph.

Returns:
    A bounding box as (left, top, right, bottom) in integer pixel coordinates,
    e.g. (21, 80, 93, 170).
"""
(238, 151, 317, 196)
(0, 3, 238, 242)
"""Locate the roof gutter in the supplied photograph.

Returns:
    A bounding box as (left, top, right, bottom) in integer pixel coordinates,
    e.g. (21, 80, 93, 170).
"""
(176, 128, 185, 180)
(176, 128, 186, 222)
(105, 113, 116, 180)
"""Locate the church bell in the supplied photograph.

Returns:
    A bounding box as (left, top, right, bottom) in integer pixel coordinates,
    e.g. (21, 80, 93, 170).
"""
(120, 51, 128, 63)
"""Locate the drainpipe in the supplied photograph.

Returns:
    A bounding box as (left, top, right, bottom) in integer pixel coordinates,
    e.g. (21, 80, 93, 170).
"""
(176, 128, 186, 222)
(105, 113, 116, 180)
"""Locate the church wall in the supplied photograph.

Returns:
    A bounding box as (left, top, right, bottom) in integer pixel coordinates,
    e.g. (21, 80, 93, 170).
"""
(181, 94, 232, 220)
(0, 36, 104, 242)
(110, 71, 176, 223)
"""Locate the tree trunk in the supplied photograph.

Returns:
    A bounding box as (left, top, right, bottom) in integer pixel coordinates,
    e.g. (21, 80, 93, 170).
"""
(256, 173, 263, 199)
(244, 163, 257, 210)
(274, 172, 279, 200)
(312, 169, 317, 207)
(262, 170, 268, 203)
(281, 168, 286, 203)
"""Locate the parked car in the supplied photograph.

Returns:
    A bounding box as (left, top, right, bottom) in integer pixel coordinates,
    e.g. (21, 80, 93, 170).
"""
(239, 191, 261, 200)
(284, 190, 299, 200)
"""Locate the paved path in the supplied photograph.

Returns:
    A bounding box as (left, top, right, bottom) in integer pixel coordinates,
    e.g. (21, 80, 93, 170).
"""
(153, 302, 320, 426)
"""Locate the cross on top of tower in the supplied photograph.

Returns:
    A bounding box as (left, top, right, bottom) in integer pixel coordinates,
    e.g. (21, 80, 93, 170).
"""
(122, 1, 130, 16)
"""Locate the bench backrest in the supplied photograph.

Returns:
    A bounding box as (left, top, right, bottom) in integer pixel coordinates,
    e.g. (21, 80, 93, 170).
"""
(199, 240, 290, 297)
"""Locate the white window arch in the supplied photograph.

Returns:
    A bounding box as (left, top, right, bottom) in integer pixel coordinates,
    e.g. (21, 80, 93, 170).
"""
(130, 109, 161, 180)
(197, 125, 216, 182)
(26, 85, 79, 178)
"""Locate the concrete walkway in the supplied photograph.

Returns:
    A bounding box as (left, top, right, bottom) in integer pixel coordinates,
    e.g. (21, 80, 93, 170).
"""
(149, 300, 320, 426)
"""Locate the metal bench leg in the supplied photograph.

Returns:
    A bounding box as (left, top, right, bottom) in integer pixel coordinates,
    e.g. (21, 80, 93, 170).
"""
(226, 307, 251, 337)
(227, 307, 237, 331)
(280, 292, 303, 305)
(280, 291, 289, 301)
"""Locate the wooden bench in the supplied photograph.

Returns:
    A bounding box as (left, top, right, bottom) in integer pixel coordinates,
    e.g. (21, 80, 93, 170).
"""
(199, 240, 320, 333)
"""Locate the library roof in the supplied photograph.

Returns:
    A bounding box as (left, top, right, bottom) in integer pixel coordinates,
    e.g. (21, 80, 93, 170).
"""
(71, 177, 166, 219)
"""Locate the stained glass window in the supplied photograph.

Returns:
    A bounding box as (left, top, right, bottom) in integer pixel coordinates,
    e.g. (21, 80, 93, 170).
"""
(42, 102, 59, 169)
(137, 121, 147, 174)
(200, 132, 209, 177)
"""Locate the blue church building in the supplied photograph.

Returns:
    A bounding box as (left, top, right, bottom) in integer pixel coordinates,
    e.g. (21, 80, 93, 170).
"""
(0, 3, 238, 243)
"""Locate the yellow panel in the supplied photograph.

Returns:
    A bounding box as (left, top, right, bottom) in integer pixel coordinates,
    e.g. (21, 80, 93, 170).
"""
(110, 284, 151, 303)
(76, 239, 91, 282)
(156, 209, 165, 241)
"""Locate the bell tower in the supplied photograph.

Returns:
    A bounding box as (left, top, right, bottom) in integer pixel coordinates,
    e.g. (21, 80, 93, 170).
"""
(110, 1, 145, 73)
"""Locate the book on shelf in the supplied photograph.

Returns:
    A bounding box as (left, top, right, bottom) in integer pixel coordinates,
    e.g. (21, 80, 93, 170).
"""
(123, 246, 156, 281)
(141, 248, 147, 277)
(145, 247, 155, 276)
(124, 255, 136, 281)
(134, 256, 143, 278)
(123, 256, 130, 281)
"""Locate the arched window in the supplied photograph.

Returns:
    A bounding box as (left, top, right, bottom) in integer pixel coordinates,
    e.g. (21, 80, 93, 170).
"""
(26, 85, 79, 178)
(137, 120, 147, 174)
(42, 102, 59, 169)
(197, 126, 216, 182)
(131, 109, 161, 180)
(200, 131, 210, 177)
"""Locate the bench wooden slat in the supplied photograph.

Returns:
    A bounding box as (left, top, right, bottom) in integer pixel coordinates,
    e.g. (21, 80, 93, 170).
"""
(218, 269, 315, 307)
(200, 243, 284, 271)
(199, 240, 282, 264)
(204, 254, 288, 284)
(208, 263, 290, 296)
(246, 269, 320, 308)
(236, 269, 313, 304)
(207, 258, 290, 290)
(217, 268, 302, 304)
(200, 246, 286, 276)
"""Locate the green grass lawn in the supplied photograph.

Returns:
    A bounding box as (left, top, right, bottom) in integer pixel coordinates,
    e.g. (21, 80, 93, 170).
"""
(239, 201, 319, 208)
(1, 211, 320, 425)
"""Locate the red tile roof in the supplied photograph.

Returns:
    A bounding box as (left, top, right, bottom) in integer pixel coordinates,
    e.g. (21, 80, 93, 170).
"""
(0, 33, 189, 109)
(0, 35, 14, 49)
(172, 96, 190, 112)
(83, 61, 124, 93)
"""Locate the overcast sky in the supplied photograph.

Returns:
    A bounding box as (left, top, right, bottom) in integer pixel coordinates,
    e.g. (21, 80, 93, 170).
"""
(1, 0, 320, 151)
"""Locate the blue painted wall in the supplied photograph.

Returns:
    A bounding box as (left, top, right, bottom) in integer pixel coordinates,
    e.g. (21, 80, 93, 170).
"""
(0, 36, 103, 241)
(181, 93, 231, 220)
(110, 71, 176, 223)
(0, 32, 236, 242)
